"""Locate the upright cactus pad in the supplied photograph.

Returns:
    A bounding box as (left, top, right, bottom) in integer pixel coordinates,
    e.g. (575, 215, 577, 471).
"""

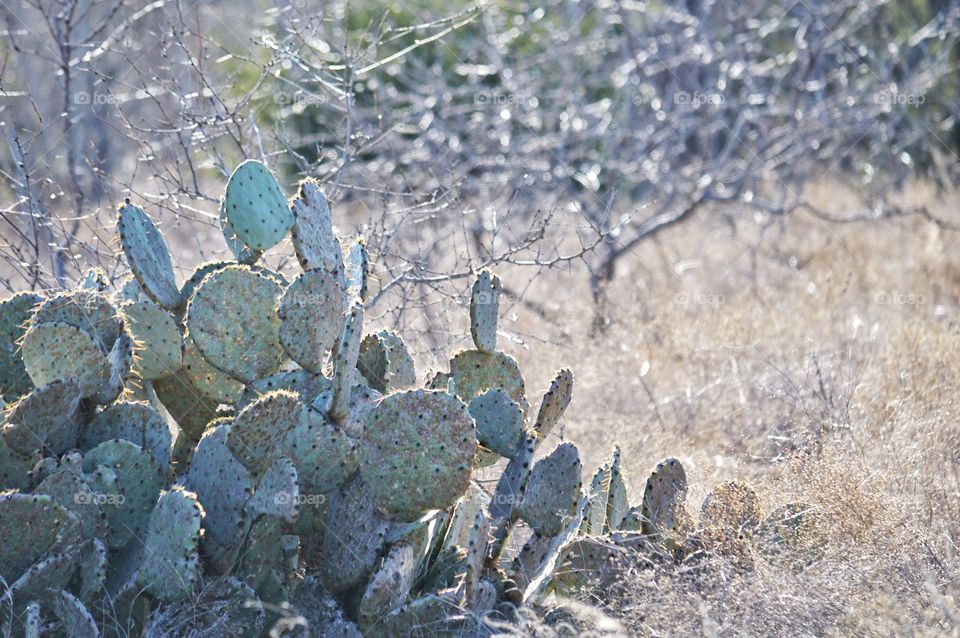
(278, 269, 347, 373)
(222, 160, 294, 252)
(48, 588, 99, 638)
(534, 369, 574, 438)
(518, 442, 583, 536)
(640, 457, 691, 543)
(227, 390, 302, 476)
(358, 541, 417, 629)
(357, 330, 417, 393)
(320, 472, 390, 593)
(359, 389, 477, 516)
(31, 290, 122, 355)
(97, 326, 134, 405)
(186, 264, 285, 382)
(286, 405, 357, 494)
(79, 401, 172, 471)
(138, 487, 203, 601)
(3, 377, 81, 456)
(82, 439, 164, 548)
(468, 389, 525, 458)
(290, 179, 344, 274)
(344, 239, 369, 301)
(117, 202, 182, 309)
(152, 370, 220, 441)
(220, 199, 264, 265)
(184, 422, 252, 548)
(328, 302, 363, 424)
(449, 349, 526, 409)
(606, 447, 629, 531)
(21, 322, 110, 398)
(122, 300, 181, 380)
(181, 335, 244, 404)
(0, 291, 42, 398)
(470, 270, 501, 352)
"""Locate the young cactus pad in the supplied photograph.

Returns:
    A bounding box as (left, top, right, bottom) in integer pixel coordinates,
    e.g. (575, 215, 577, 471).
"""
(534, 369, 574, 438)
(449, 349, 526, 408)
(222, 160, 294, 252)
(640, 457, 691, 539)
(117, 202, 182, 309)
(359, 389, 478, 516)
(470, 270, 502, 352)
(185, 264, 285, 383)
(290, 179, 344, 274)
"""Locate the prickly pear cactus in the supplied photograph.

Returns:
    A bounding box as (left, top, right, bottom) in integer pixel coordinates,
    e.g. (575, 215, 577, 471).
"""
(2, 378, 81, 456)
(138, 487, 203, 601)
(468, 389, 525, 459)
(534, 369, 573, 438)
(222, 159, 294, 252)
(633, 458, 693, 548)
(79, 401, 172, 471)
(20, 322, 110, 398)
(278, 269, 347, 373)
(117, 201, 182, 309)
(0, 493, 80, 587)
(186, 264, 285, 383)
(121, 300, 182, 380)
(357, 330, 417, 393)
(470, 270, 501, 352)
(285, 404, 357, 494)
(320, 472, 390, 593)
(0, 291, 42, 398)
(151, 370, 220, 441)
(449, 349, 526, 409)
(518, 442, 583, 536)
(290, 179, 344, 275)
(227, 390, 302, 476)
(181, 334, 244, 404)
(359, 389, 478, 517)
(698, 480, 762, 555)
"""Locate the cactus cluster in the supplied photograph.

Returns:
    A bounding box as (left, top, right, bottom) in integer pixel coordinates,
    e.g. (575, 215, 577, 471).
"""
(0, 160, 823, 637)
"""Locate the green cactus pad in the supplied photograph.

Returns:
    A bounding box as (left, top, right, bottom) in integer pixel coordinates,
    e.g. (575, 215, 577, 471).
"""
(606, 447, 628, 531)
(359, 389, 477, 516)
(328, 302, 363, 423)
(533, 369, 573, 438)
(441, 482, 490, 553)
(34, 470, 108, 541)
(358, 330, 417, 393)
(290, 179, 344, 274)
(227, 390, 302, 476)
(138, 487, 203, 601)
(219, 199, 264, 265)
(358, 541, 416, 629)
(449, 349, 526, 409)
(30, 290, 122, 355)
(313, 381, 381, 439)
(278, 269, 347, 373)
(0, 493, 79, 585)
(470, 270, 501, 352)
(186, 265, 284, 383)
(489, 431, 536, 525)
(465, 510, 490, 606)
(518, 442, 582, 536)
(97, 327, 134, 404)
(177, 260, 230, 316)
(222, 160, 293, 252)
(286, 404, 357, 494)
(238, 368, 330, 411)
(77, 538, 108, 602)
(80, 401, 172, 471)
(48, 589, 98, 638)
(552, 532, 646, 594)
(10, 540, 81, 600)
(152, 369, 220, 441)
(247, 456, 299, 522)
(117, 202, 182, 309)
(0, 291, 42, 398)
(82, 439, 164, 548)
(122, 301, 181, 380)
(699, 480, 762, 554)
(320, 472, 390, 593)
(641, 457, 691, 540)
(21, 323, 110, 398)
(344, 239, 368, 301)
(581, 460, 613, 536)
(181, 334, 244, 403)
(184, 421, 252, 548)
(3, 377, 81, 456)
(0, 435, 33, 489)
(468, 389, 525, 458)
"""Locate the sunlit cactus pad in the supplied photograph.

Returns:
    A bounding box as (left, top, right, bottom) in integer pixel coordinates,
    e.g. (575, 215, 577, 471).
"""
(222, 159, 294, 252)
(117, 202, 182, 309)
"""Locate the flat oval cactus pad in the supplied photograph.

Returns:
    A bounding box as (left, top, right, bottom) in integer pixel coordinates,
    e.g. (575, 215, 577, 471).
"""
(21, 322, 110, 398)
(290, 179, 344, 274)
(122, 301, 181, 380)
(360, 389, 477, 516)
(117, 202, 182, 309)
(222, 160, 294, 253)
(278, 269, 347, 373)
(449, 349, 526, 409)
(186, 265, 284, 383)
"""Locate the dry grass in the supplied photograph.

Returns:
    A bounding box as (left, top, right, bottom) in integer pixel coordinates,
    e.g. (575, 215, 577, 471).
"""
(467, 179, 960, 636)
